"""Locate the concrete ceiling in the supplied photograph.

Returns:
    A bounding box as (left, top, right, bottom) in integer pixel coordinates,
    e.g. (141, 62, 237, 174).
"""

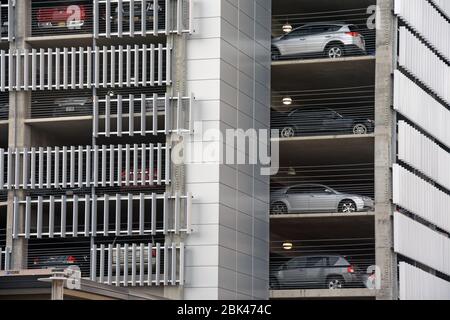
(273, 0, 377, 15)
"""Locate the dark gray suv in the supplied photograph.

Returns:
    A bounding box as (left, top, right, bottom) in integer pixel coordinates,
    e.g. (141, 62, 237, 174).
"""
(271, 255, 364, 289)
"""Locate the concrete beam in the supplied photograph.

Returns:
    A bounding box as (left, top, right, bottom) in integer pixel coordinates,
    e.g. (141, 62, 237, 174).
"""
(373, 0, 397, 300)
(270, 288, 377, 299)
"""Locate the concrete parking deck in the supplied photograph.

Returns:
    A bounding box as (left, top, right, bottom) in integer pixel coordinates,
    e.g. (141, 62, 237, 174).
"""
(270, 288, 377, 299)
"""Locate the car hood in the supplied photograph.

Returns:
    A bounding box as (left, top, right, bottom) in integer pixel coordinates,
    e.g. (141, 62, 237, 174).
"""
(272, 36, 283, 42)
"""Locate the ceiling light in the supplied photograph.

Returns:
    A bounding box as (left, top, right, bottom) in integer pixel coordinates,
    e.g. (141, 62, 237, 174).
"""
(282, 23, 292, 33)
(282, 97, 292, 105)
(282, 242, 293, 250)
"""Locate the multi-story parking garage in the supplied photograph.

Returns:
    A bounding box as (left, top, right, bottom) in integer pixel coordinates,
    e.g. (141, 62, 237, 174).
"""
(1, 0, 450, 301)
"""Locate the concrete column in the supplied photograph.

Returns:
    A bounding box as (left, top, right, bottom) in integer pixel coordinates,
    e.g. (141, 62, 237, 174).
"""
(6, 0, 32, 270)
(374, 0, 398, 300)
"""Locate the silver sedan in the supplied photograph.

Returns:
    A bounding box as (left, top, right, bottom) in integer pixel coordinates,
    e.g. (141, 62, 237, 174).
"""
(270, 184, 374, 214)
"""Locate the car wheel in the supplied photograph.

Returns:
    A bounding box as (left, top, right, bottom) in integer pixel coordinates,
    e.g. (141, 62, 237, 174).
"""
(338, 200, 357, 213)
(271, 202, 288, 215)
(326, 44, 344, 59)
(327, 276, 345, 289)
(272, 47, 281, 60)
(353, 123, 368, 135)
(281, 127, 295, 138)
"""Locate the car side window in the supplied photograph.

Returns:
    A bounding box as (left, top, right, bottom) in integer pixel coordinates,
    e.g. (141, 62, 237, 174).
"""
(306, 256, 327, 268)
(287, 186, 307, 194)
(285, 27, 311, 38)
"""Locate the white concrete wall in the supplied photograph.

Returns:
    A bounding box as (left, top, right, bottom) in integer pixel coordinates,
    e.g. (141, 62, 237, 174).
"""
(184, 0, 271, 300)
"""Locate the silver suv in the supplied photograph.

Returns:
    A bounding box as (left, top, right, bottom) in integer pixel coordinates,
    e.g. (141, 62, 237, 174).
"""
(272, 23, 366, 60)
(271, 255, 364, 289)
(270, 184, 374, 214)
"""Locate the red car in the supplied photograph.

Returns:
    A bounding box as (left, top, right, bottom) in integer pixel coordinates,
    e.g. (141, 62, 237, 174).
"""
(37, 4, 87, 29)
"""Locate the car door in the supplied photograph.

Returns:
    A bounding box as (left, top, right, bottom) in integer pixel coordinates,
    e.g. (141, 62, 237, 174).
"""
(305, 256, 328, 288)
(285, 186, 310, 212)
(308, 186, 339, 212)
(278, 27, 312, 56)
(280, 257, 307, 288)
(321, 109, 345, 134)
(304, 25, 329, 55)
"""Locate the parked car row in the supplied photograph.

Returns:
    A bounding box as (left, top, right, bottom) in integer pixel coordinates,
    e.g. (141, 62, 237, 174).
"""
(270, 184, 374, 215)
(271, 107, 374, 138)
(272, 22, 367, 60)
(270, 254, 375, 290)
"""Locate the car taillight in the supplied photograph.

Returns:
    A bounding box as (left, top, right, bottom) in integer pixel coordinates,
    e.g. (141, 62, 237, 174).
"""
(67, 256, 77, 264)
(346, 32, 360, 37)
(347, 265, 355, 273)
(152, 249, 157, 257)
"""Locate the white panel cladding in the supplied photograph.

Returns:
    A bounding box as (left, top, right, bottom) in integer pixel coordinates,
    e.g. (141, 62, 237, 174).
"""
(93, 93, 193, 138)
(0, 44, 171, 91)
(91, 242, 184, 286)
(0, 144, 170, 190)
(12, 193, 192, 239)
(399, 262, 450, 300)
(94, 0, 193, 38)
(398, 120, 450, 191)
(398, 26, 450, 105)
(394, 211, 450, 277)
(394, 70, 450, 149)
(431, 0, 450, 18)
(393, 164, 450, 234)
(0, 247, 11, 271)
(0, 1, 14, 42)
(395, 0, 450, 62)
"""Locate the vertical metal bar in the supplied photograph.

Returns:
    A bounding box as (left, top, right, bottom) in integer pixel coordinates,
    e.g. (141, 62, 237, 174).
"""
(123, 244, 129, 286)
(118, 45, 123, 87)
(149, 144, 154, 185)
(24, 49, 29, 90)
(153, 93, 158, 135)
(84, 195, 91, 236)
(163, 192, 168, 234)
(106, 0, 111, 38)
(30, 148, 36, 189)
(46, 48, 52, 90)
(139, 193, 145, 235)
(46, 147, 51, 189)
(25, 197, 31, 239)
(101, 145, 107, 186)
(166, 45, 171, 85)
(93, 95, 99, 137)
(129, 94, 135, 136)
(141, 143, 146, 185)
(107, 244, 113, 285)
(141, 94, 146, 135)
(37, 196, 43, 238)
(109, 145, 114, 186)
(163, 243, 168, 285)
(99, 244, 105, 283)
(164, 93, 170, 134)
(150, 44, 155, 86)
(87, 47, 92, 88)
(147, 243, 153, 285)
(86, 146, 91, 187)
(6, 148, 11, 189)
(117, 145, 122, 186)
(134, 45, 139, 86)
(157, 143, 162, 185)
(102, 46, 108, 88)
(139, 243, 144, 286)
(78, 146, 83, 188)
(165, 0, 170, 35)
(118, 0, 123, 37)
(153, 0, 158, 35)
(63, 47, 68, 89)
(53, 147, 59, 189)
(91, 194, 97, 236)
(155, 242, 160, 285)
(131, 243, 136, 286)
(175, 192, 180, 234)
(117, 95, 123, 136)
(165, 145, 170, 185)
(55, 47, 61, 89)
(23, 148, 29, 189)
(91, 245, 97, 281)
(12, 198, 18, 239)
(49, 196, 54, 238)
(157, 43, 162, 85)
(94, 0, 99, 38)
(61, 195, 67, 238)
(104, 194, 110, 236)
(73, 195, 79, 237)
(94, 46, 100, 88)
(141, 0, 147, 36)
(151, 193, 156, 235)
(126, 45, 131, 87)
(105, 95, 111, 137)
(38, 147, 44, 189)
(31, 49, 36, 90)
(180, 243, 184, 284)
(133, 144, 138, 186)
(115, 194, 121, 236)
(125, 144, 130, 186)
(127, 193, 133, 235)
(142, 44, 147, 86)
(70, 146, 75, 188)
(0, 149, 3, 189)
(61, 146, 67, 188)
(110, 46, 115, 85)
(115, 244, 121, 286)
(71, 47, 76, 89)
(186, 192, 192, 234)
(129, 0, 135, 37)
(171, 242, 176, 285)
(79, 47, 84, 88)
(14, 148, 19, 189)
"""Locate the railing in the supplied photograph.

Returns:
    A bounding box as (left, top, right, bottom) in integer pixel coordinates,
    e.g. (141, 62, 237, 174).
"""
(93, 92, 193, 137)
(0, 0, 14, 42)
(12, 192, 192, 239)
(90, 242, 184, 286)
(0, 246, 10, 271)
(94, 0, 193, 38)
(0, 144, 171, 190)
(0, 44, 171, 91)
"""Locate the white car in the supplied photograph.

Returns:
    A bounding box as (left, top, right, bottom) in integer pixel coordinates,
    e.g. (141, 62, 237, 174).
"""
(272, 23, 366, 60)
